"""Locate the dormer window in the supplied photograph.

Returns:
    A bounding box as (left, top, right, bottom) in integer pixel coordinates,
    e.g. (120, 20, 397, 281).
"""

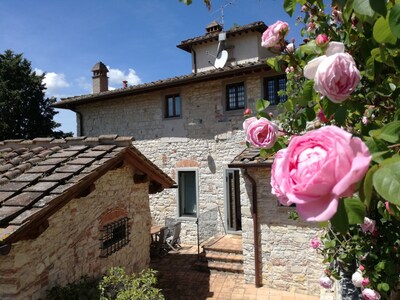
(226, 82, 245, 111)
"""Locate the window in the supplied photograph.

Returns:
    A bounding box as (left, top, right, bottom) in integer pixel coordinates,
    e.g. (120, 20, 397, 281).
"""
(264, 75, 287, 105)
(165, 94, 181, 118)
(226, 82, 245, 111)
(177, 170, 198, 217)
(100, 217, 130, 257)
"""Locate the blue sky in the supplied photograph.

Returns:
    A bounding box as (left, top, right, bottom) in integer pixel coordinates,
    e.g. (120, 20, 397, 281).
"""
(0, 0, 302, 135)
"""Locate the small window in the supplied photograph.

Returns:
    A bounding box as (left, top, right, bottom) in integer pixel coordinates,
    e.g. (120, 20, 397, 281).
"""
(226, 82, 245, 111)
(165, 94, 181, 118)
(178, 170, 198, 217)
(100, 217, 130, 257)
(264, 76, 287, 105)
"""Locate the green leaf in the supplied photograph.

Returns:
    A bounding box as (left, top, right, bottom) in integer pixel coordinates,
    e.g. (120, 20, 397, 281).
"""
(266, 57, 277, 69)
(256, 99, 270, 112)
(380, 121, 400, 142)
(344, 198, 366, 224)
(369, 0, 387, 16)
(305, 107, 316, 121)
(331, 200, 349, 234)
(354, 0, 375, 17)
(363, 165, 379, 210)
(389, 4, 400, 39)
(370, 121, 400, 143)
(334, 106, 348, 126)
(373, 161, 400, 205)
(300, 80, 314, 106)
(373, 16, 397, 45)
(300, 40, 318, 55)
(378, 282, 390, 292)
(283, 0, 296, 17)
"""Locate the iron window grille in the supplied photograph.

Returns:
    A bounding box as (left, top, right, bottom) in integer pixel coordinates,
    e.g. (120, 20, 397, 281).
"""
(165, 94, 181, 118)
(226, 82, 245, 111)
(100, 217, 130, 258)
(264, 75, 287, 105)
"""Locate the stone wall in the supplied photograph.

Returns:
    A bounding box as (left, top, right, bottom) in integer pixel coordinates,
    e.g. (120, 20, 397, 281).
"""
(241, 168, 333, 298)
(0, 166, 152, 300)
(76, 72, 279, 244)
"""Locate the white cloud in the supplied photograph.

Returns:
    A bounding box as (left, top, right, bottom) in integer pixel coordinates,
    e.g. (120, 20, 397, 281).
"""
(35, 68, 70, 97)
(107, 66, 142, 88)
(75, 76, 92, 93)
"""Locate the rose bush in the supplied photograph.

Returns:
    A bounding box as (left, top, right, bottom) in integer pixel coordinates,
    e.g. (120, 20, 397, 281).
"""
(258, 0, 400, 298)
(189, 0, 400, 298)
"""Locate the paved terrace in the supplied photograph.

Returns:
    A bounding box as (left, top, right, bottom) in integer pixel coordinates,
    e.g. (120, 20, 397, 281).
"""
(150, 241, 320, 300)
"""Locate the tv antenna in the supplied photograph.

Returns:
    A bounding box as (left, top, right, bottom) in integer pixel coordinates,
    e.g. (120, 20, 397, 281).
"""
(210, 0, 235, 28)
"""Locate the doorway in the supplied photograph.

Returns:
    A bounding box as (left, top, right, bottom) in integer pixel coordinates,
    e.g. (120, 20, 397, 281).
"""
(225, 169, 242, 232)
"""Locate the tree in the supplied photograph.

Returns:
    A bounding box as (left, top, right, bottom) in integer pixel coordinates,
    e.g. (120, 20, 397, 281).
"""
(0, 50, 71, 140)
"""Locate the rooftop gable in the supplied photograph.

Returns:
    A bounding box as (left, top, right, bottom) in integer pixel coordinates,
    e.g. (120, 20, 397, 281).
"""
(0, 135, 175, 251)
(177, 21, 268, 53)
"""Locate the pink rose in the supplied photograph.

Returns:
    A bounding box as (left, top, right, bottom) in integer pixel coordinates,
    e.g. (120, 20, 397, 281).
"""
(361, 217, 376, 233)
(304, 42, 361, 103)
(319, 275, 333, 289)
(362, 288, 381, 300)
(286, 43, 295, 53)
(261, 20, 289, 49)
(243, 117, 279, 149)
(362, 277, 370, 287)
(310, 238, 321, 249)
(316, 34, 329, 47)
(270, 126, 371, 221)
(271, 149, 289, 204)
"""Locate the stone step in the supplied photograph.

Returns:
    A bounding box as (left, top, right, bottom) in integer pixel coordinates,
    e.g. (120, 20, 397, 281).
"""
(193, 260, 244, 274)
(202, 245, 243, 255)
(199, 251, 243, 264)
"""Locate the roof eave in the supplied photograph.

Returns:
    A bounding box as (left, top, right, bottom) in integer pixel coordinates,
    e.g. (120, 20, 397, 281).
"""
(53, 63, 271, 109)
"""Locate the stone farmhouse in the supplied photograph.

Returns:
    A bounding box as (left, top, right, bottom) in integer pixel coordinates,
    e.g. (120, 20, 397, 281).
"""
(54, 21, 327, 297)
(0, 136, 175, 299)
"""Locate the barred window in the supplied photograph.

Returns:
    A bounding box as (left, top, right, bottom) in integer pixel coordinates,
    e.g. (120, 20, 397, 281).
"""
(100, 217, 130, 258)
(264, 76, 287, 105)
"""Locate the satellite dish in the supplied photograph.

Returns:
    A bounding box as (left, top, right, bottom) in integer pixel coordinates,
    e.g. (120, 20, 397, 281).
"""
(214, 50, 228, 68)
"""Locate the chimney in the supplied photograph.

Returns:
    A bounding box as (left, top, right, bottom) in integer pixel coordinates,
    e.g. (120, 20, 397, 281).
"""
(92, 62, 109, 94)
(122, 80, 128, 89)
(206, 20, 223, 34)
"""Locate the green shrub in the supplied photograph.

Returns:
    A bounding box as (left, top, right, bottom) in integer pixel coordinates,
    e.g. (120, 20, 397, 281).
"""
(46, 268, 164, 300)
(46, 275, 100, 300)
(99, 267, 164, 300)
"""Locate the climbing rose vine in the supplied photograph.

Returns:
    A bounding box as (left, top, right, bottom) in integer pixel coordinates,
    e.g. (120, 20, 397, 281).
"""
(247, 0, 400, 299)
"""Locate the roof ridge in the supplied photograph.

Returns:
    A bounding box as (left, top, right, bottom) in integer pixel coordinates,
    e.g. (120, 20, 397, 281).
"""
(0, 136, 134, 150)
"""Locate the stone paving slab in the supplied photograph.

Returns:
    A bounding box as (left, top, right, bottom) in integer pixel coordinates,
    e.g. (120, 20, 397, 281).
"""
(150, 245, 319, 300)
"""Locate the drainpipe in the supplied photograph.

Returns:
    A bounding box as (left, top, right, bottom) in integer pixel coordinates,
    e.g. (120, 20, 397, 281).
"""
(243, 168, 261, 288)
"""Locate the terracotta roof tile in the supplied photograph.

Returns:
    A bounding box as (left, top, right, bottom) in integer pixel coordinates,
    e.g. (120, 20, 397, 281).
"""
(9, 208, 41, 225)
(0, 135, 175, 246)
(229, 147, 274, 168)
(53, 61, 270, 108)
(23, 181, 59, 193)
(3, 192, 43, 207)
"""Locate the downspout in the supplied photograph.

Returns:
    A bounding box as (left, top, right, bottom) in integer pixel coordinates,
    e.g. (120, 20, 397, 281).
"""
(242, 168, 261, 288)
